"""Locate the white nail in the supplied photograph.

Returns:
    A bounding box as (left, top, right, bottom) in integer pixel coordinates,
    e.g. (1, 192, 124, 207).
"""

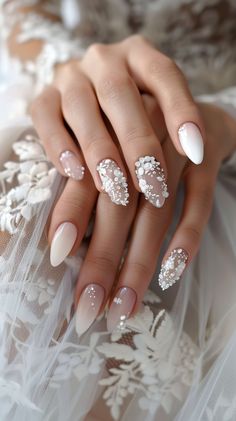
(50, 222, 77, 267)
(178, 122, 204, 165)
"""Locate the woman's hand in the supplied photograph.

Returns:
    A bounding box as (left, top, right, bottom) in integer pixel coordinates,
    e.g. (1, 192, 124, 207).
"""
(73, 98, 236, 334)
(29, 35, 236, 335)
(31, 35, 205, 213)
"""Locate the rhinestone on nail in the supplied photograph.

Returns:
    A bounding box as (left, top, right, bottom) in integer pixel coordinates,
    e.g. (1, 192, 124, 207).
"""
(59, 150, 85, 180)
(97, 159, 129, 206)
(158, 248, 188, 290)
(135, 156, 169, 208)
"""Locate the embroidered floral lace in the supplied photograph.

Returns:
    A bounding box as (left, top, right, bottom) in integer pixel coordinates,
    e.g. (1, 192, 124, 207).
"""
(0, 1, 236, 420)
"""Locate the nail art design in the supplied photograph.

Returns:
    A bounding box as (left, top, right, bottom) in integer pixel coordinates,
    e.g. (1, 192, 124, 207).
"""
(135, 156, 169, 208)
(178, 122, 204, 165)
(60, 150, 85, 180)
(158, 248, 188, 290)
(50, 222, 77, 267)
(96, 159, 129, 206)
(106, 287, 136, 332)
(76, 284, 105, 336)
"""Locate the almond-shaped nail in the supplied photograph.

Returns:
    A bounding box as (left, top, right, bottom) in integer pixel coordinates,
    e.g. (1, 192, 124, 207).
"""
(50, 222, 77, 267)
(158, 248, 188, 290)
(60, 150, 85, 180)
(106, 287, 136, 332)
(178, 122, 204, 165)
(135, 156, 169, 208)
(75, 284, 105, 336)
(96, 159, 129, 206)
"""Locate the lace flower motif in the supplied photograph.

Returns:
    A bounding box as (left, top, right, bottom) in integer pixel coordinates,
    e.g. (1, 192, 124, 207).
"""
(0, 129, 57, 234)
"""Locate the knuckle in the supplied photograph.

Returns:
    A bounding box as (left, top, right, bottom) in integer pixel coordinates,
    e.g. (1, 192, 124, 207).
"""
(97, 74, 132, 101)
(183, 225, 201, 243)
(86, 252, 116, 273)
(85, 43, 107, 59)
(57, 195, 89, 218)
(123, 125, 153, 145)
(82, 134, 109, 158)
(128, 260, 153, 279)
(148, 55, 178, 81)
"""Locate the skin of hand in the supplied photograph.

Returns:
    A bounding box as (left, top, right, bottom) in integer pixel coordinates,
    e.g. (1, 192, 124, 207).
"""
(29, 36, 236, 335)
(72, 99, 236, 334)
(31, 35, 206, 210)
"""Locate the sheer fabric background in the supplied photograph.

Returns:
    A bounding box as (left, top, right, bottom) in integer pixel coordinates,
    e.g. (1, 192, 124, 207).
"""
(0, 1, 236, 420)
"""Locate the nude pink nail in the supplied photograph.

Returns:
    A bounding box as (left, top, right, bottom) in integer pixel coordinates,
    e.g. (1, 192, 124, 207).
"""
(106, 287, 137, 332)
(75, 284, 105, 336)
(60, 150, 85, 180)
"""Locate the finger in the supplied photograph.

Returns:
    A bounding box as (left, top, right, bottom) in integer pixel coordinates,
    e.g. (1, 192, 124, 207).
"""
(82, 51, 169, 209)
(30, 86, 85, 181)
(124, 35, 205, 165)
(141, 93, 167, 140)
(157, 164, 217, 290)
(74, 182, 138, 336)
(48, 170, 97, 267)
(106, 138, 185, 331)
(56, 68, 129, 206)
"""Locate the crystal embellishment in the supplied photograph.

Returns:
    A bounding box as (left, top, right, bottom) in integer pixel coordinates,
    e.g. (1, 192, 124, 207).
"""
(135, 156, 169, 208)
(158, 248, 188, 290)
(97, 159, 129, 206)
(60, 151, 85, 180)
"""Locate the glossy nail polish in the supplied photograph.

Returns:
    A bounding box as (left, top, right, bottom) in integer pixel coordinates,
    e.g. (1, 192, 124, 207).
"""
(60, 150, 85, 180)
(50, 222, 77, 267)
(106, 287, 137, 332)
(135, 156, 169, 208)
(178, 122, 204, 165)
(75, 284, 105, 336)
(158, 248, 188, 290)
(96, 159, 129, 206)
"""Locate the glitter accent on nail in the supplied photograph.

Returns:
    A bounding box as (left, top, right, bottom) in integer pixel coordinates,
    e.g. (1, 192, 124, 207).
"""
(75, 283, 105, 336)
(106, 287, 136, 332)
(135, 156, 169, 208)
(96, 159, 129, 206)
(158, 248, 188, 290)
(60, 150, 85, 180)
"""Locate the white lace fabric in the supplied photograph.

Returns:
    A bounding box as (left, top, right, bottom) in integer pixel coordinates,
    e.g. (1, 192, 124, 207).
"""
(0, 125, 200, 420)
(0, 1, 236, 421)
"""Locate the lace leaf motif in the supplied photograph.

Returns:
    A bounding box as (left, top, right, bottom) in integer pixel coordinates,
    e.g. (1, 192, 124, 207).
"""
(97, 305, 198, 420)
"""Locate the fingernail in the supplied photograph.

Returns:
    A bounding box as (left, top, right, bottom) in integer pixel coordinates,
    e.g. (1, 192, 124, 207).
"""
(158, 248, 188, 290)
(96, 159, 129, 206)
(60, 150, 85, 180)
(135, 156, 169, 208)
(178, 122, 204, 165)
(50, 222, 77, 267)
(106, 287, 136, 332)
(75, 284, 105, 336)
